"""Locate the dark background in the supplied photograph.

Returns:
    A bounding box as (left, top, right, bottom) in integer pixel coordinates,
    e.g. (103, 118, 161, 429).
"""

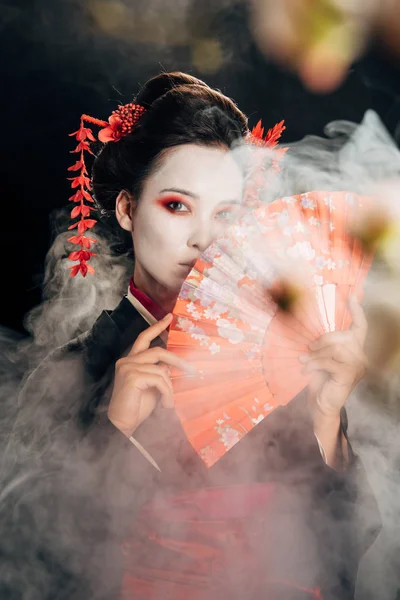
(2, 0, 400, 333)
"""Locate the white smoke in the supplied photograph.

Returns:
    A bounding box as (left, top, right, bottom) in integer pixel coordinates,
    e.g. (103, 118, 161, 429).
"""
(267, 110, 400, 600)
(1, 109, 400, 599)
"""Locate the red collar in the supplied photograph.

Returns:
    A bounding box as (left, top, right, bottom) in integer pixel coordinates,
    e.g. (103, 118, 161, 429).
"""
(129, 277, 167, 321)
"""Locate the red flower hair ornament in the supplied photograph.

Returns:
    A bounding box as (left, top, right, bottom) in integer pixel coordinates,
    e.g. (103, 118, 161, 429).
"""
(67, 103, 146, 277)
(67, 101, 285, 276)
(244, 119, 288, 208)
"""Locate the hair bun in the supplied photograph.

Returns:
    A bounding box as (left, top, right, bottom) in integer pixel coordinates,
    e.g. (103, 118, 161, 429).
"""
(135, 71, 209, 108)
(92, 70, 248, 223)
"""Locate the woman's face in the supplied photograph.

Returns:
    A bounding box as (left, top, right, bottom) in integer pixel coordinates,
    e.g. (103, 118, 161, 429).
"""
(116, 144, 243, 308)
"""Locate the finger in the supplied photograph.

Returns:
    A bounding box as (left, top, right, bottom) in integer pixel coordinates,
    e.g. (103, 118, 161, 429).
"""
(138, 365, 174, 402)
(129, 313, 173, 355)
(299, 344, 365, 366)
(116, 361, 174, 395)
(302, 358, 364, 385)
(309, 330, 358, 351)
(115, 361, 174, 401)
(129, 347, 197, 374)
(130, 370, 174, 408)
(301, 358, 343, 376)
(349, 296, 368, 347)
(130, 364, 174, 389)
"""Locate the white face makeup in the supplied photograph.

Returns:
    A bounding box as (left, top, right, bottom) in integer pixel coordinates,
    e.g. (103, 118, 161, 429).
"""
(116, 144, 244, 310)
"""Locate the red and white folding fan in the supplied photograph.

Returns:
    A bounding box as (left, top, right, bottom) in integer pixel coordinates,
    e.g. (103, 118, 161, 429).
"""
(167, 191, 375, 467)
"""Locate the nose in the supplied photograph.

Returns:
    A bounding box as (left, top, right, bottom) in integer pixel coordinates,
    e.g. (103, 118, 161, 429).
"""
(187, 218, 217, 253)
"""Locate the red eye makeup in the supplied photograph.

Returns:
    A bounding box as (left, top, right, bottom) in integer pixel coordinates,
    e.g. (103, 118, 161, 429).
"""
(156, 196, 192, 214)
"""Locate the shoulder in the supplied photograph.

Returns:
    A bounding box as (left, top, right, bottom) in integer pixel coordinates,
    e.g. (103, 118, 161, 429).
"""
(1, 300, 155, 597)
(16, 297, 149, 437)
(21, 297, 148, 392)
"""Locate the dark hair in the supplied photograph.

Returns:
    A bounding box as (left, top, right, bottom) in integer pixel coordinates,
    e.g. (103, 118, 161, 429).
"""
(92, 72, 248, 215)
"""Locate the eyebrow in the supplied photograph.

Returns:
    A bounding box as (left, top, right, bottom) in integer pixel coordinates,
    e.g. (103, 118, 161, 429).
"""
(159, 188, 241, 205)
(160, 187, 199, 199)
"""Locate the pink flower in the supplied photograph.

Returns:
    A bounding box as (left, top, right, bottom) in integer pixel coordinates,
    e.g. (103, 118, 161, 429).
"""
(218, 426, 240, 450)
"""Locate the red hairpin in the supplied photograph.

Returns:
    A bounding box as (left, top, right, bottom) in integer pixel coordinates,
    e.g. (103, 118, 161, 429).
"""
(98, 103, 146, 143)
(67, 104, 146, 277)
(244, 119, 288, 208)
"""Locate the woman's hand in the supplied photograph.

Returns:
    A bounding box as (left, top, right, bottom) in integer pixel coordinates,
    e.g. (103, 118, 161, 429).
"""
(300, 296, 368, 418)
(108, 313, 195, 437)
(299, 297, 368, 468)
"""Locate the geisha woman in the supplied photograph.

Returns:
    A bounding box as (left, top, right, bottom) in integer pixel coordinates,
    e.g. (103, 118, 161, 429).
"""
(1, 71, 380, 600)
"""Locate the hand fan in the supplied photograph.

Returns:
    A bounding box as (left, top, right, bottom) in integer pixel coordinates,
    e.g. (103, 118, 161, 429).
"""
(167, 191, 375, 467)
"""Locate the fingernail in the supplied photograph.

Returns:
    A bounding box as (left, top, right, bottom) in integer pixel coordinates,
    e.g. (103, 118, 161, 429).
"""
(299, 354, 310, 363)
(163, 313, 173, 321)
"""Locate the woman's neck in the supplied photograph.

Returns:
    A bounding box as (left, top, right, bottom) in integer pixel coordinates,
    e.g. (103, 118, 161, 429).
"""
(133, 265, 178, 314)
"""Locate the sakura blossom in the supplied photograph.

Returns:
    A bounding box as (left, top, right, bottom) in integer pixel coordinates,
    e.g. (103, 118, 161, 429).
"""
(204, 306, 222, 320)
(324, 196, 335, 210)
(216, 319, 245, 344)
(176, 317, 192, 332)
(186, 302, 202, 320)
(188, 326, 207, 341)
(251, 415, 264, 425)
(217, 426, 240, 450)
(208, 342, 221, 355)
(287, 241, 315, 261)
(301, 196, 316, 210)
(325, 258, 336, 270)
(294, 221, 306, 233)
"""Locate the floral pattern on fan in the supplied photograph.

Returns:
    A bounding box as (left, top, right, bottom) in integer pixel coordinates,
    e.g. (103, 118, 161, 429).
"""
(168, 191, 375, 467)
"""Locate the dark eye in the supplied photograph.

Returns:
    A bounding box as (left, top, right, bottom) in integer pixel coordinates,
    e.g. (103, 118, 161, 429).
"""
(167, 201, 190, 212)
(216, 209, 236, 223)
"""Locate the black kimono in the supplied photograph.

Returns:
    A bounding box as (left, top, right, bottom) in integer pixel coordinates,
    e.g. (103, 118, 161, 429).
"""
(0, 296, 380, 600)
